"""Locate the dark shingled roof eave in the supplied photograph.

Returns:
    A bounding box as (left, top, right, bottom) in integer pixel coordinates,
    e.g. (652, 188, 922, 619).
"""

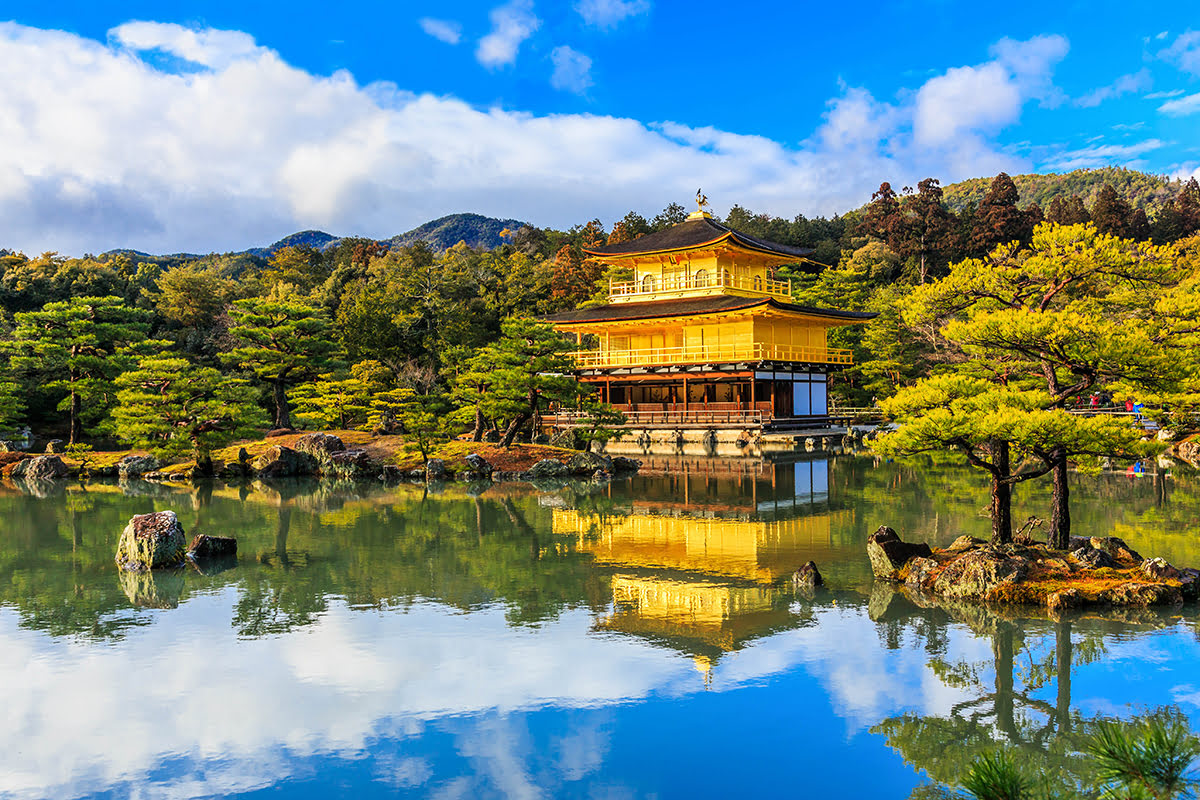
(542, 295, 877, 325)
(583, 216, 816, 260)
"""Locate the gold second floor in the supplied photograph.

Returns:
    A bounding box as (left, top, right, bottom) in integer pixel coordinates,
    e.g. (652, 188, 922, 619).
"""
(558, 307, 853, 369)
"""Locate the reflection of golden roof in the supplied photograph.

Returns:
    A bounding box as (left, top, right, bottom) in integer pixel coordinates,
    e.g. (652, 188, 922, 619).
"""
(597, 575, 797, 652)
(555, 508, 852, 584)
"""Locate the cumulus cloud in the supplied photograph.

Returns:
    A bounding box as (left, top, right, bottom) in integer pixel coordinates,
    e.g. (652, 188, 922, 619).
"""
(1041, 138, 1165, 171)
(419, 18, 462, 45)
(476, 0, 540, 68)
(109, 20, 264, 68)
(1159, 91, 1200, 116)
(549, 45, 593, 93)
(0, 21, 1069, 255)
(1076, 68, 1151, 107)
(1158, 30, 1200, 76)
(575, 0, 651, 29)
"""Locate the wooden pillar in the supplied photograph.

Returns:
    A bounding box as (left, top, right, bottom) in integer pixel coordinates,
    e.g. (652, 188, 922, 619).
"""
(750, 377, 756, 410)
(769, 380, 776, 416)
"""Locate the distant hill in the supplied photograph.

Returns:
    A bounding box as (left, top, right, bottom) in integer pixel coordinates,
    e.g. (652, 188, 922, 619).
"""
(386, 213, 527, 252)
(942, 167, 1181, 213)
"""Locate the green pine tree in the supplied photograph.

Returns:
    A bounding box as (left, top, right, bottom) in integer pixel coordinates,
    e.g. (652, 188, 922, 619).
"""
(223, 286, 340, 429)
(6, 295, 152, 443)
(114, 352, 267, 472)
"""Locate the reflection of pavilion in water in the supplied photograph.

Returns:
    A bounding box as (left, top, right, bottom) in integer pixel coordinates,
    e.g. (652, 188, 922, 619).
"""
(554, 457, 852, 663)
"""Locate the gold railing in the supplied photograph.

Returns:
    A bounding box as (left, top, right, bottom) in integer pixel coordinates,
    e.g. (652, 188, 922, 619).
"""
(610, 271, 791, 300)
(574, 343, 852, 368)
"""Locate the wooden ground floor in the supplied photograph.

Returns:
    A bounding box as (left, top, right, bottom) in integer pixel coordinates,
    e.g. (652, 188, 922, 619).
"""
(580, 368, 830, 420)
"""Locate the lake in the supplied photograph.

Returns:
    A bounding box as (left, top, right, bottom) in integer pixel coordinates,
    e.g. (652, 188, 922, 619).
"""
(1, 455, 1198, 799)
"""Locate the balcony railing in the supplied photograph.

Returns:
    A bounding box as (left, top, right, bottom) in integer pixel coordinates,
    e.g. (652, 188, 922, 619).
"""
(610, 271, 791, 300)
(574, 343, 853, 369)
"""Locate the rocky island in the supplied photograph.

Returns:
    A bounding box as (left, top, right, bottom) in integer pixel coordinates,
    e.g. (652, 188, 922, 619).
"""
(867, 526, 1200, 610)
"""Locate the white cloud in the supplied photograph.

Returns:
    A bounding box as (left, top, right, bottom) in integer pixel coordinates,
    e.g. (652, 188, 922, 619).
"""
(476, 0, 540, 69)
(1146, 89, 1185, 99)
(0, 22, 1067, 255)
(1158, 30, 1200, 77)
(1159, 91, 1200, 116)
(575, 0, 651, 29)
(549, 45, 593, 93)
(110, 20, 264, 69)
(419, 18, 462, 45)
(909, 35, 1067, 177)
(1040, 138, 1166, 171)
(1075, 68, 1151, 107)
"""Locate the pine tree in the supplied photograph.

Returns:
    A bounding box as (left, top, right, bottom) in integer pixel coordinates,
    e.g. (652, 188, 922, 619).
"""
(899, 223, 1185, 547)
(1090, 184, 1133, 238)
(223, 287, 340, 429)
(114, 353, 267, 472)
(469, 318, 580, 447)
(6, 295, 152, 443)
(970, 173, 1034, 255)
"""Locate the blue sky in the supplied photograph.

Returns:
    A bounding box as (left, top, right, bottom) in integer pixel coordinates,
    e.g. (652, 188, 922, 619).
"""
(1, 0, 1198, 254)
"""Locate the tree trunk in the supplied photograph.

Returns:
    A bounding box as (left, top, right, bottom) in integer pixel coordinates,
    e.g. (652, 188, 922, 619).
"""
(501, 412, 530, 448)
(994, 625, 1016, 740)
(1048, 447, 1070, 549)
(69, 388, 81, 445)
(990, 440, 1013, 545)
(471, 405, 485, 442)
(1055, 620, 1072, 733)
(273, 379, 290, 429)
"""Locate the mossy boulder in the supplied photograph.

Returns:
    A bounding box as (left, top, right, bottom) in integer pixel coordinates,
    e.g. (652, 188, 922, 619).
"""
(10, 455, 69, 481)
(528, 459, 569, 479)
(867, 526, 933, 580)
(116, 510, 187, 571)
(118, 454, 160, 479)
(252, 445, 318, 478)
(294, 432, 346, 459)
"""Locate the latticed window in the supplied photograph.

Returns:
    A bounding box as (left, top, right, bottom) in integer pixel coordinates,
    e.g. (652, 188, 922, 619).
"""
(694, 269, 709, 287)
(642, 274, 656, 292)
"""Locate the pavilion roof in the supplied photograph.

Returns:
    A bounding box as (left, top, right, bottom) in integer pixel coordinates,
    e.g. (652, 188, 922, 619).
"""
(543, 295, 876, 325)
(584, 216, 816, 260)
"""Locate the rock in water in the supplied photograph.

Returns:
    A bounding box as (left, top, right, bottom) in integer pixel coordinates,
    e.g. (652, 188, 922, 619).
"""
(425, 458, 449, 481)
(610, 456, 641, 474)
(188, 534, 237, 560)
(566, 451, 609, 475)
(793, 561, 823, 591)
(118, 454, 160, 479)
(10, 455, 69, 481)
(463, 453, 493, 478)
(327, 449, 377, 479)
(252, 445, 318, 478)
(932, 548, 1027, 600)
(294, 432, 345, 458)
(116, 511, 187, 571)
(866, 526, 933, 581)
(528, 459, 568, 479)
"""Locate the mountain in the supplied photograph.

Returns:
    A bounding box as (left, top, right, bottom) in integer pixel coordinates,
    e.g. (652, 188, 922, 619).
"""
(243, 214, 528, 259)
(386, 213, 527, 252)
(941, 167, 1181, 213)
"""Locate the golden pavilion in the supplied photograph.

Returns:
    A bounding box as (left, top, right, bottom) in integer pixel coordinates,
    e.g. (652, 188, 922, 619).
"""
(545, 201, 874, 431)
(553, 458, 853, 660)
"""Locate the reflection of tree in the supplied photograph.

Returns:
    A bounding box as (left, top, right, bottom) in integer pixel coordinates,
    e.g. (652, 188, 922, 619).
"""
(870, 593, 1187, 799)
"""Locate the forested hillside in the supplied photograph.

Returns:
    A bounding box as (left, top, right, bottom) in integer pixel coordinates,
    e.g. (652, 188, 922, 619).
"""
(941, 167, 1179, 214)
(387, 213, 528, 252)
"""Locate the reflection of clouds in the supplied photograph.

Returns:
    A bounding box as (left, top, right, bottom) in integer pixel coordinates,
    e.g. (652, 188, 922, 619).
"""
(712, 607, 991, 732)
(0, 597, 693, 800)
(5, 595, 1197, 799)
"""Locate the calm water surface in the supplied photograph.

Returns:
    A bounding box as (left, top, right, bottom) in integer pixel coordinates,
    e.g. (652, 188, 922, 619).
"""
(2, 455, 1199, 799)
